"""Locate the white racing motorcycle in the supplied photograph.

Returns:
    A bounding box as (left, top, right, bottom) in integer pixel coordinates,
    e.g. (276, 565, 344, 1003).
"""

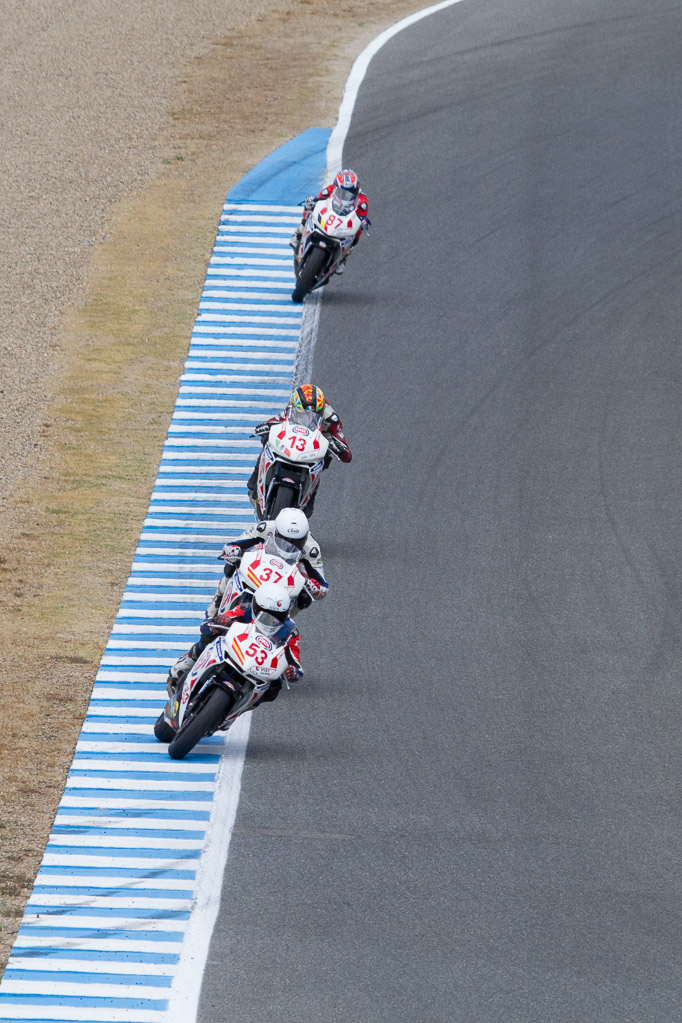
(291, 197, 367, 303)
(254, 407, 332, 519)
(154, 614, 290, 760)
(219, 540, 310, 616)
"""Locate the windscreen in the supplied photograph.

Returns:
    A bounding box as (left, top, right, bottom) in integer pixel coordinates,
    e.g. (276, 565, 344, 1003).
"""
(287, 408, 321, 430)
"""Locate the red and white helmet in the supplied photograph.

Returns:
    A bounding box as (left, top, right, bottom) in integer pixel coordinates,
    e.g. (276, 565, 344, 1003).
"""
(332, 169, 360, 213)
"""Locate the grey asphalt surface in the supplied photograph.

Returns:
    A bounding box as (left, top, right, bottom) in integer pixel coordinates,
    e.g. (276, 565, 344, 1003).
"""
(198, 2, 682, 1020)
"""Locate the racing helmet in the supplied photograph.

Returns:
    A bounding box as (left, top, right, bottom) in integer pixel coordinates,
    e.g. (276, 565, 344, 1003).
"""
(252, 582, 291, 637)
(291, 384, 325, 414)
(271, 507, 309, 559)
(332, 169, 360, 213)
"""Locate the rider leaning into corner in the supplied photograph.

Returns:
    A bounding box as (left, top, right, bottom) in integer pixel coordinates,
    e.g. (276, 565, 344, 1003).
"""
(166, 508, 326, 694)
(167, 581, 304, 706)
(246, 383, 352, 515)
(289, 168, 371, 275)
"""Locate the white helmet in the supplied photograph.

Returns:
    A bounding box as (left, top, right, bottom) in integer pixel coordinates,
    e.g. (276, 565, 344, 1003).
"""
(252, 582, 291, 636)
(269, 507, 309, 560)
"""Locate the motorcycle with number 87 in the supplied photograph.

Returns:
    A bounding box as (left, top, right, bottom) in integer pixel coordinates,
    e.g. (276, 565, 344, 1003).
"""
(291, 197, 368, 303)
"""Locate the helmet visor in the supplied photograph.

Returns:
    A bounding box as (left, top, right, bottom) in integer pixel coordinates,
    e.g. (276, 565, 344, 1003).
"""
(253, 608, 285, 636)
(332, 186, 356, 214)
(264, 533, 301, 562)
(288, 408, 321, 429)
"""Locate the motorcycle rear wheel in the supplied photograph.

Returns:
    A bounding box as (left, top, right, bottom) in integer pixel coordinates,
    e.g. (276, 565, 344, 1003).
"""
(154, 713, 175, 743)
(168, 687, 233, 760)
(291, 247, 326, 303)
(267, 482, 299, 518)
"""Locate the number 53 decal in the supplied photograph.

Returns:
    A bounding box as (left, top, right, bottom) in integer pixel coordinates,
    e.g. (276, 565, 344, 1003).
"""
(244, 642, 268, 666)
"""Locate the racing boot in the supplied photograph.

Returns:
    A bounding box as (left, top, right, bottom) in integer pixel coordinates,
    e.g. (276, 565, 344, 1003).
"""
(166, 642, 202, 697)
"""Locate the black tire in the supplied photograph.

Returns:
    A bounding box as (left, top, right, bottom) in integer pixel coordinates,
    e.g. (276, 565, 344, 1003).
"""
(268, 482, 299, 518)
(154, 713, 176, 743)
(168, 687, 233, 760)
(291, 247, 326, 303)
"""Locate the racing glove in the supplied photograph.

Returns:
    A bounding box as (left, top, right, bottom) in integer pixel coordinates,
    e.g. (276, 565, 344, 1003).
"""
(219, 543, 242, 564)
(303, 576, 327, 600)
(327, 435, 346, 458)
(209, 607, 245, 631)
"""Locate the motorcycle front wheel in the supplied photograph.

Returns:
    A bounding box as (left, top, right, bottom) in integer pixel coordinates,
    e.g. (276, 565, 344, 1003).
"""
(168, 687, 233, 760)
(291, 247, 326, 303)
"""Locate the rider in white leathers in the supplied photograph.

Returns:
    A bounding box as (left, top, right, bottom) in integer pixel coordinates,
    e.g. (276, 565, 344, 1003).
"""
(207, 509, 328, 618)
(166, 509, 327, 694)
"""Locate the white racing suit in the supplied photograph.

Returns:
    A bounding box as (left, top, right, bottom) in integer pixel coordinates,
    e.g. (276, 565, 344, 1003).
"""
(207, 519, 329, 618)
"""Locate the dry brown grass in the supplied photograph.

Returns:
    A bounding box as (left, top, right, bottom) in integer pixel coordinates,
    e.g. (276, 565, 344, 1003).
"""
(0, 0, 427, 969)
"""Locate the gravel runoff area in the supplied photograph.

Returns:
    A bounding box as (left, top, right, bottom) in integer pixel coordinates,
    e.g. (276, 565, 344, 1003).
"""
(0, 0, 426, 973)
(0, 0, 287, 523)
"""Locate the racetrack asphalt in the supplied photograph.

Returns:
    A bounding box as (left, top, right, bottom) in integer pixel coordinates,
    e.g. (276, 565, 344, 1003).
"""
(198, 2, 682, 1020)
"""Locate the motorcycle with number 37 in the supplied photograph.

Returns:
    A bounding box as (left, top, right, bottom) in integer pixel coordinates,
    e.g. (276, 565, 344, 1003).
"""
(291, 197, 368, 303)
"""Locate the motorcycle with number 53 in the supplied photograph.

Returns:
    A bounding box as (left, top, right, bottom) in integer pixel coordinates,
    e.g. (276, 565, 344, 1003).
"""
(154, 614, 290, 760)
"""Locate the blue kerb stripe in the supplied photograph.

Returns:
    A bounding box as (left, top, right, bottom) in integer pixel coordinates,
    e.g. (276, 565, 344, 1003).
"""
(44, 847, 202, 860)
(53, 806, 213, 818)
(31, 887, 192, 900)
(9, 949, 180, 964)
(4, 969, 173, 988)
(17, 927, 183, 942)
(0, 126, 330, 1019)
(68, 769, 216, 781)
(25, 907, 191, 920)
(51, 828, 206, 841)
(0, 994, 169, 1009)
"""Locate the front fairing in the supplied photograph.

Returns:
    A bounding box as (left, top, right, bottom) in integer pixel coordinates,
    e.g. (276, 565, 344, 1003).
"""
(238, 544, 305, 600)
(224, 621, 288, 688)
(267, 417, 329, 464)
(309, 199, 361, 239)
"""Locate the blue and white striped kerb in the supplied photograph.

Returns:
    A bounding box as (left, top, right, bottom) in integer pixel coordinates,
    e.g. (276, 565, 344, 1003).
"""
(0, 201, 303, 1021)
